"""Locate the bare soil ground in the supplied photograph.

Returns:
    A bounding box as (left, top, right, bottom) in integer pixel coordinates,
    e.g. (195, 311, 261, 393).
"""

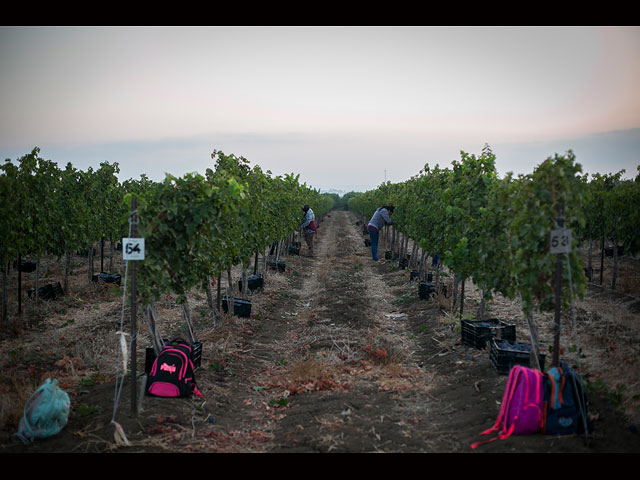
(1, 210, 640, 453)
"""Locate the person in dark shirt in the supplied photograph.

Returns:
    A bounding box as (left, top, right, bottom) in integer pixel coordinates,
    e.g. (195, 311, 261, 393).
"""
(367, 205, 394, 263)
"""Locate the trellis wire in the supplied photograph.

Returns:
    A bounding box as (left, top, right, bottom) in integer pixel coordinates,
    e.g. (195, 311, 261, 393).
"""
(111, 208, 137, 423)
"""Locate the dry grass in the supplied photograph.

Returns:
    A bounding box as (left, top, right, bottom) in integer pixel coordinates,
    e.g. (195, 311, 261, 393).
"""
(435, 291, 451, 311)
(288, 357, 331, 382)
(619, 270, 640, 296)
(360, 334, 409, 367)
(0, 374, 45, 431)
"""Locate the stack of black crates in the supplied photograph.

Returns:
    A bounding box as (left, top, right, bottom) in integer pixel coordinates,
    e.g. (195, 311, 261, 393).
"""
(461, 318, 545, 374)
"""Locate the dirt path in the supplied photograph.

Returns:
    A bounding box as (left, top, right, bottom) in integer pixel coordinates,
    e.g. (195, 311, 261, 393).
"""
(2, 210, 640, 453)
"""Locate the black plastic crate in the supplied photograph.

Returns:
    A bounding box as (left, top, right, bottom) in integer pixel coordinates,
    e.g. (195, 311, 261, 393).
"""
(191, 341, 202, 370)
(28, 281, 63, 300)
(267, 260, 286, 272)
(144, 347, 155, 375)
(288, 245, 300, 255)
(14, 260, 36, 273)
(411, 271, 433, 282)
(418, 281, 435, 299)
(489, 338, 546, 375)
(461, 318, 516, 349)
(605, 245, 624, 257)
(222, 296, 252, 317)
(92, 272, 122, 286)
(418, 281, 446, 299)
(238, 274, 264, 293)
(144, 338, 169, 374)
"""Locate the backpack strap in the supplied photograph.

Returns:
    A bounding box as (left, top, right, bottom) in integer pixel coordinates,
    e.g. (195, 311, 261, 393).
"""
(525, 368, 543, 430)
(548, 372, 556, 408)
(471, 366, 523, 448)
(543, 367, 565, 433)
(193, 384, 203, 398)
(499, 367, 528, 439)
(546, 367, 566, 410)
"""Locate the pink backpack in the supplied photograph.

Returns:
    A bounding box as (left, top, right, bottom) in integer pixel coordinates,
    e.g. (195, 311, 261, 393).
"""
(471, 365, 544, 449)
(146, 341, 202, 399)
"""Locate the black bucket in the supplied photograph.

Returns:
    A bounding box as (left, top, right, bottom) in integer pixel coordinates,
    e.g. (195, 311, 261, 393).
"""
(267, 260, 286, 273)
(222, 296, 252, 317)
(14, 260, 36, 273)
(28, 282, 63, 300)
(92, 272, 122, 286)
(419, 281, 435, 299)
(238, 274, 264, 292)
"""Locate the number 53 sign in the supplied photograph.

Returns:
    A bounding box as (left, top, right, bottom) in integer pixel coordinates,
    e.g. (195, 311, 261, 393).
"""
(122, 238, 145, 260)
(549, 228, 571, 254)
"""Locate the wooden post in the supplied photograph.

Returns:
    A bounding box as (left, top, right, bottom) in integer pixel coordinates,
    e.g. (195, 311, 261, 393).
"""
(130, 196, 138, 417)
(460, 279, 465, 320)
(17, 254, 22, 315)
(552, 213, 564, 368)
(216, 273, 221, 312)
(600, 234, 604, 286)
(526, 310, 542, 371)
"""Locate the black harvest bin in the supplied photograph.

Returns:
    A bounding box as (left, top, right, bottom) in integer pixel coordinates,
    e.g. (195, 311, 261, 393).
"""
(222, 296, 252, 317)
(461, 318, 516, 349)
(489, 338, 546, 375)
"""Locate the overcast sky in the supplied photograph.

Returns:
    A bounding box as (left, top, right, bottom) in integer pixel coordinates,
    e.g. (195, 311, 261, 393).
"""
(1, 26, 639, 193)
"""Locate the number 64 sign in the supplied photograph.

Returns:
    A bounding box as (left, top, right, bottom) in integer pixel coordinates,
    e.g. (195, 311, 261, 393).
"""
(122, 238, 145, 260)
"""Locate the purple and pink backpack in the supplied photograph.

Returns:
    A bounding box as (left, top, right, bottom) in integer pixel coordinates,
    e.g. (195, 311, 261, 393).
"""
(146, 340, 202, 399)
(471, 365, 544, 449)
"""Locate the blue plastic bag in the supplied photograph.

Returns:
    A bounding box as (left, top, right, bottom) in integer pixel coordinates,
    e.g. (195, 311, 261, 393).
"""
(15, 378, 71, 444)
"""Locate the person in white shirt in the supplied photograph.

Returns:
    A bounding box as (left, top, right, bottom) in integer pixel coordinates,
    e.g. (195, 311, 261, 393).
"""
(301, 205, 317, 256)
